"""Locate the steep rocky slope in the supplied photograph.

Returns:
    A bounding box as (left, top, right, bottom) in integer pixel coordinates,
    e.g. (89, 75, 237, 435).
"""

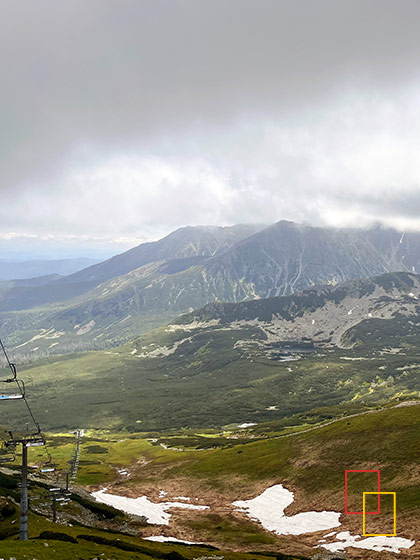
(5, 222, 420, 356)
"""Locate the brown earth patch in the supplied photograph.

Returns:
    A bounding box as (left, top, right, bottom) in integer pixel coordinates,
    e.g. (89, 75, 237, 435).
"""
(88, 473, 418, 558)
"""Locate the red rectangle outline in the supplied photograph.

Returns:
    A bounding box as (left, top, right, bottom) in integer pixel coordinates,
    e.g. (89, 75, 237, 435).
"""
(345, 469, 380, 514)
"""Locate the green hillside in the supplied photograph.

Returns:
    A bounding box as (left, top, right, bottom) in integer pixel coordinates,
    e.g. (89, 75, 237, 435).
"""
(2, 404, 417, 558)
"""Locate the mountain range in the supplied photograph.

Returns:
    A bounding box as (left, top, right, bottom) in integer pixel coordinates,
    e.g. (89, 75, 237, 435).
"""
(3, 221, 420, 357)
(6, 270, 420, 432)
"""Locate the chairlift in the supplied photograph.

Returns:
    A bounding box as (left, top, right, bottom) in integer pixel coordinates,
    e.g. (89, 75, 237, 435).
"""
(0, 441, 16, 463)
(25, 433, 46, 447)
(26, 440, 45, 447)
(39, 449, 56, 473)
(0, 378, 25, 400)
(0, 393, 24, 400)
(0, 337, 51, 541)
(0, 362, 17, 383)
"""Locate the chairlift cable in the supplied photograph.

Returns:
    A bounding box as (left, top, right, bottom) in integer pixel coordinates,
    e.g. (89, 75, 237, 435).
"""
(0, 336, 73, 537)
(0, 337, 18, 378)
(0, 337, 42, 436)
(1, 338, 69, 514)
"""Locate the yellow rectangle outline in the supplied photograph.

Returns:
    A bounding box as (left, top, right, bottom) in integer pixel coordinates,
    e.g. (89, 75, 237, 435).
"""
(363, 492, 396, 536)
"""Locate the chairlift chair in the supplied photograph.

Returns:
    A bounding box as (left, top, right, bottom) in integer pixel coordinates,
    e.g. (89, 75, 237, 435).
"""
(0, 362, 17, 381)
(25, 432, 46, 447)
(26, 439, 45, 447)
(0, 393, 24, 400)
(0, 378, 25, 400)
(39, 448, 56, 473)
(0, 441, 16, 463)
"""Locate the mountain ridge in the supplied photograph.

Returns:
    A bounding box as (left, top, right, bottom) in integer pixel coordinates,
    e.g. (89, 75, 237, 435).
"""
(4, 222, 420, 356)
(58, 224, 265, 285)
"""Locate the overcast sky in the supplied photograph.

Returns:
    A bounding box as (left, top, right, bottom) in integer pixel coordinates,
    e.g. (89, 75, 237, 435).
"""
(2, 0, 420, 258)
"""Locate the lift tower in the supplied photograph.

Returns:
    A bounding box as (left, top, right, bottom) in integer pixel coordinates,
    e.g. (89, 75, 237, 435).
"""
(1, 338, 46, 540)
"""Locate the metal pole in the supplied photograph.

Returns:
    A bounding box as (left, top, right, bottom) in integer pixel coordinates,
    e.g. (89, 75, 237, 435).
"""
(52, 493, 57, 523)
(19, 442, 28, 540)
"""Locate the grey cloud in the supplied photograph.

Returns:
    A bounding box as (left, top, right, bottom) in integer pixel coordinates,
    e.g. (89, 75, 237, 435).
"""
(2, 0, 420, 185)
(2, 0, 420, 249)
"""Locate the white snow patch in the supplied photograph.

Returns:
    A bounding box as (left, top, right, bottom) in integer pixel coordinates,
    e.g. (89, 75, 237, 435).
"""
(166, 320, 221, 332)
(232, 485, 341, 536)
(92, 489, 208, 525)
(76, 320, 95, 335)
(159, 490, 168, 497)
(340, 356, 368, 361)
(319, 531, 415, 554)
(173, 496, 191, 501)
(145, 535, 202, 544)
(14, 327, 65, 348)
(238, 423, 257, 428)
(136, 337, 192, 358)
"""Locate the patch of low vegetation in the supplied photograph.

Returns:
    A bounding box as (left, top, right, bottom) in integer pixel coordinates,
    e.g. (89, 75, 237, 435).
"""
(0, 497, 305, 560)
(3, 330, 418, 433)
(185, 513, 278, 546)
(85, 444, 109, 453)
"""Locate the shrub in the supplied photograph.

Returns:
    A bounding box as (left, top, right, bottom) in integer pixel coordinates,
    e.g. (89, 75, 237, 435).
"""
(38, 531, 77, 543)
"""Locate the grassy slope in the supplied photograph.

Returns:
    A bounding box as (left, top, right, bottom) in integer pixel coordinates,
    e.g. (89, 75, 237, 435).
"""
(115, 405, 420, 506)
(16, 404, 418, 557)
(0, 510, 301, 560)
(1, 405, 418, 559)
